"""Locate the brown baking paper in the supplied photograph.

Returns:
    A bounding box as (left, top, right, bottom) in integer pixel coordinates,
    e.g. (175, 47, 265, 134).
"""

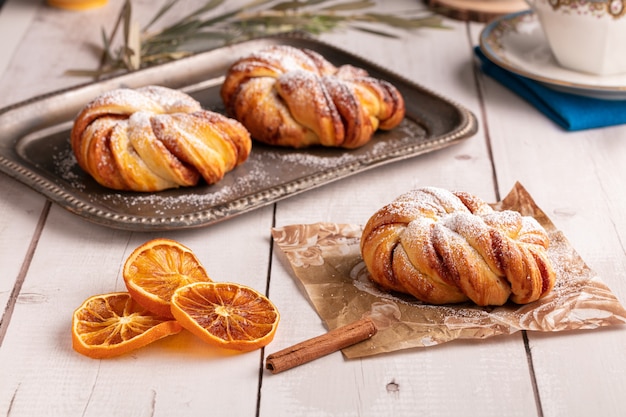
(271, 182, 626, 358)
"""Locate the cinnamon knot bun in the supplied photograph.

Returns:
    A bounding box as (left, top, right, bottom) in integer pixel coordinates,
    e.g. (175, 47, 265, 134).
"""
(70, 85, 251, 192)
(220, 45, 405, 149)
(360, 187, 556, 306)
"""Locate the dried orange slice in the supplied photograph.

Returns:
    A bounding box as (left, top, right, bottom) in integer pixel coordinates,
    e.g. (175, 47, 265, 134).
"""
(72, 292, 182, 359)
(123, 238, 211, 318)
(171, 282, 280, 352)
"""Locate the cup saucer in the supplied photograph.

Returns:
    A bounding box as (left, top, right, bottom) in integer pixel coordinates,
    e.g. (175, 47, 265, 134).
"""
(479, 10, 626, 100)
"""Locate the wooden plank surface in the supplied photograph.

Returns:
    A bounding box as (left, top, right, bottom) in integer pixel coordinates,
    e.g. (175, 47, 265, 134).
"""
(469, 21, 626, 417)
(0, 1, 625, 416)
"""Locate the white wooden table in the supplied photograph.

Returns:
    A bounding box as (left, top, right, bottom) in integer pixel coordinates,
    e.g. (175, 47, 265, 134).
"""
(1, 1, 625, 416)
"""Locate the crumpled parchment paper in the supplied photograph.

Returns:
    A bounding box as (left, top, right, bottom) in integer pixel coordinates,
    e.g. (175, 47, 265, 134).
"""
(271, 182, 626, 358)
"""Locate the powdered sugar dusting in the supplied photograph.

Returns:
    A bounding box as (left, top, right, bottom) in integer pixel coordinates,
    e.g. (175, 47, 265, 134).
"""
(52, 147, 85, 190)
(72, 85, 253, 192)
(101, 162, 272, 214)
(362, 187, 556, 306)
(42, 110, 426, 228)
(136, 85, 202, 112)
(251, 45, 326, 73)
(51, 132, 405, 222)
(224, 45, 404, 148)
(88, 88, 162, 114)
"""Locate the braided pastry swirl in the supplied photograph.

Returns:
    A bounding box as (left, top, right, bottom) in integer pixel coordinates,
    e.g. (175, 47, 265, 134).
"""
(360, 187, 556, 306)
(220, 45, 405, 149)
(71, 86, 251, 192)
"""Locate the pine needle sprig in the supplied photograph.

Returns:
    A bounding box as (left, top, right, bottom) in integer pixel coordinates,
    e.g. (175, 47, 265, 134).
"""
(67, 0, 446, 79)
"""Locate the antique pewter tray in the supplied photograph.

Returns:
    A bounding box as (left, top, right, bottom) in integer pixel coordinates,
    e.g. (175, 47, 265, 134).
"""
(0, 35, 478, 231)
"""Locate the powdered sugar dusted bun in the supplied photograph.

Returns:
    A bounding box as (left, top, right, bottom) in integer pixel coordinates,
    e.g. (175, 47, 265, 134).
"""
(360, 187, 556, 306)
(70, 85, 252, 192)
(220, 45, 406, 149)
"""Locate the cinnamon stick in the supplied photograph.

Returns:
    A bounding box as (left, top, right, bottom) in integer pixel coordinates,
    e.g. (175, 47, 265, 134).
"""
(265, 316, 378, 374)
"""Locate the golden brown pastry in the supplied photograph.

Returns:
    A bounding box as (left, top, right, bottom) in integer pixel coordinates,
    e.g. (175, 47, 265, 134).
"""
(220, 45, 405, 149)
(70, 85, 251, 192)
(360, 187, 556, 306)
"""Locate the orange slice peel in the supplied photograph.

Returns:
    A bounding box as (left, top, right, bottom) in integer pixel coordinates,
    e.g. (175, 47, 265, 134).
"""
(122, 238, 211, 318)
(73, 239, 280, 359)
(171, 281, 280, 352)
(72, 292, 182, 359)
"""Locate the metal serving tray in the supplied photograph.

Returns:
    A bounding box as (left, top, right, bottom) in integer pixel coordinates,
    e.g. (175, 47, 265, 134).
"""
(0, 35, 478, 231)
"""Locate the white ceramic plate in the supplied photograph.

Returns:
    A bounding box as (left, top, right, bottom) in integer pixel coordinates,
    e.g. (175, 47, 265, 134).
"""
(479, 10, 626, 100)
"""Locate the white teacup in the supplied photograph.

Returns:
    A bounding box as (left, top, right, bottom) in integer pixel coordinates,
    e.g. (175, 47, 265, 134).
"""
(526, 0, 626, 76)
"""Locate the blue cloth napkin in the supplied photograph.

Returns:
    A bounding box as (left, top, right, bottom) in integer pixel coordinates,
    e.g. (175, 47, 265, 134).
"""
(474, 46, 626, 131)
